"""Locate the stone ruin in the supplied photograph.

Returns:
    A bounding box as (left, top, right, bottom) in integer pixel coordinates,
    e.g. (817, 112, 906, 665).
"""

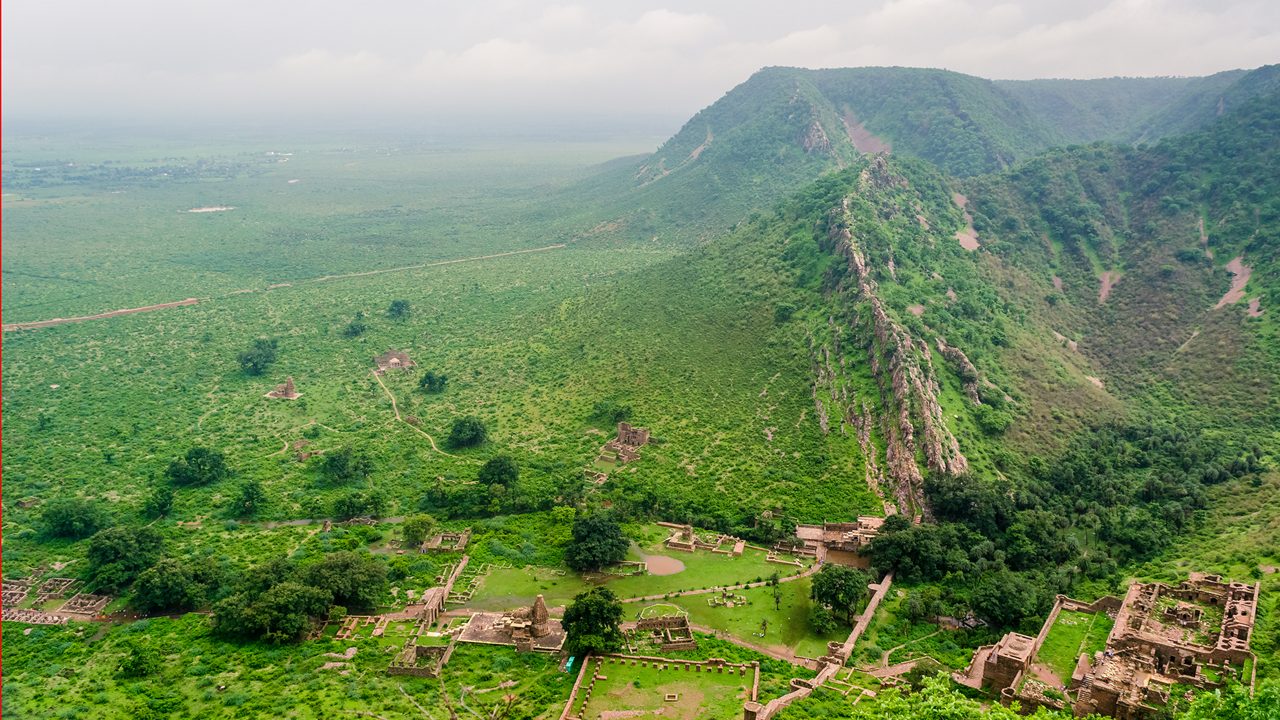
(59, 593, 112, 616)
(457, 594, 566, 652)
(660, 522, 745, 556)
(787, 518, 883, 567)
(627, 614, 698, 652)
(419, 528, 471, 553)
(956, 574, 1260, 719)
(2, 578, 34, 609)
(265, 376, 301, 399)
(706, 588, 751, 609)
(34, 578, 78, 605)
(373, 349, 415, 374)
(598, 422, 650, 464)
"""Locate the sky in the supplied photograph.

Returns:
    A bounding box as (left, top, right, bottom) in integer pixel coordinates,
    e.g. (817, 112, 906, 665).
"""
(3, 0, 1279, 133)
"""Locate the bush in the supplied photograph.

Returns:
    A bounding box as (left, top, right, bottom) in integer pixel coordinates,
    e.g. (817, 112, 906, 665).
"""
(236, 338, 278, 375)
(40, 499, 107, 539)
(165, 447, 230, 487)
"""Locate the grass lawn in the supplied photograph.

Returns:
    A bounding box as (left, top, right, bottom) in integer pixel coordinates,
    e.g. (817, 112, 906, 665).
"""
(467, 566, 592, 611)
(654, 576, 846, 659)
(1035, 610, 1114, 684)
(576, 657, 753, 720)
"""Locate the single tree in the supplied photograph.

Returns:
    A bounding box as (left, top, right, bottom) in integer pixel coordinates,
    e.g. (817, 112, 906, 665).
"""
(387, 299, 411, 319)
(142, 485, 175, 519)
(237, 338, 278, 375)
(447, 416, 487, 448)
(562, 587, 624, 656)
(564, 512, 629, 572)
(478, 455, 518, 488)
(165, 447, 230, 487)
(770, 572, 783, 611)
(401, 514, 438, 547)
(810, 565, 869, 623)
(234, 479, 266, 517)
(40, 498, 107, 539)
(419, 370, 449, 393)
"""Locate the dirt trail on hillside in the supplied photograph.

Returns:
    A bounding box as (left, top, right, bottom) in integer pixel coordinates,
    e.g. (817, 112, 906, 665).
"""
(1215, 256, 1253, 308)
(1199, 217, 1215, 259)
(3, 298, 199, 332)
(952, 194, 980, 251)
(5, 244, 567, 332)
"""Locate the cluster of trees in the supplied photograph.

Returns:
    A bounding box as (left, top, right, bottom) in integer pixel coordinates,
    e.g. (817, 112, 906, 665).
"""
(317, 446, 374, 484)
(88, 526, 164, 591)
(165, 447, 229, 487)
(419, 370, 448, 393)
(867, 422, 1262, 628)
(212, 551, 387, 643)
(340, 311, 367, 338)
(332, 489, 388, 520)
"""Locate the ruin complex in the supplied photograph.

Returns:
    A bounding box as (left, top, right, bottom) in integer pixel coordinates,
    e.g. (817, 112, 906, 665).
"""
(597, 422, 651, 464)
(956, 574, 1260, 718)
(787, 518, 883, 566)
(458, 594, 566, 652)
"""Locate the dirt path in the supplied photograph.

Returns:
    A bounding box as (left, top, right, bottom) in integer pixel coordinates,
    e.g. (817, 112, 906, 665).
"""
(6, 244, 567, 332)
(1199, 216, 1215, 259)
(1214, 256, 1253, 309)
(308, 244, 566, 284)
(372, 372, 459, 458)
(1098, 270, 1121, 303)
(3, 298, 199, 332)
(618, 562, 819, 604)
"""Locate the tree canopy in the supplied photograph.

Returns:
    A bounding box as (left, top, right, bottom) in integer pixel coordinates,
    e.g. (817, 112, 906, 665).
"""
(387, 299, 411, 319)
(40, 499, 107, 539)
(478, 455, 519, 488)
(318, 446, 374, 484)
(562, 587, 624, 657)
(810, 564, 869, 623)
(564, 512, 629, 572)
(448, 416, 488, 447)
(419, 370, 448, 393)
(87, 525, 164, 592)
(236, 337, 278, 376)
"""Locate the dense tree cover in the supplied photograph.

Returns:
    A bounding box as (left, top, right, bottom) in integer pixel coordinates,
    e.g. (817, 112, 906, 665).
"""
(317, 446, 374, 484)
(165, 446, 230, 487)
(117, 640, 161, 678)
(777, 673, 1080, 719)
(810, 565, 870, 624)
(590, 400, 632, 425)
(332, 489, 387, 520)
(132, 558, 205, 612)
(419, 369, 448, 393)
(867, 422, 1261, 628)
(448, 416, 488, 447)
(1180, 681, 1280, 720)
(400, 514, 437, 547)
(478, 455, 519, 489)
(236, 337, 278, 375)
(564, 512, 629, 572)
(562, 587, 624, 657)
(386, 299, 411, 319)
(212, 551, 386, 643)
(40, 498, 107, 539)
(87, 526, 164, 592)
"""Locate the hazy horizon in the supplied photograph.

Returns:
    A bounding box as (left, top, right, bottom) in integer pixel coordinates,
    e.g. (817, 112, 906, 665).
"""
(4, 0, 1279, 137)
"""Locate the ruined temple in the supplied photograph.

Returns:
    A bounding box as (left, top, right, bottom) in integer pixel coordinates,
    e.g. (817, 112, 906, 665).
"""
(457, 594, 565, 652)
(599, 422, 651, 464)
(265, 376, 301, 399)
(956, 574, 1260, 719)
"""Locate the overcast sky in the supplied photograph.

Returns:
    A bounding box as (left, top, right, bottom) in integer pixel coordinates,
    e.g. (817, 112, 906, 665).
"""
(4, 0, 1278, 132)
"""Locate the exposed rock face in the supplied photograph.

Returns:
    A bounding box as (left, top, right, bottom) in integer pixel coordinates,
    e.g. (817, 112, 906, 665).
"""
(802, 120, 833, 154)
(936, 338, 981, 404)
(810, 162, 970, 520)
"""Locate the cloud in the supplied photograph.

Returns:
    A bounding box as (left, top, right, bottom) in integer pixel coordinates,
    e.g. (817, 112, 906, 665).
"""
(2, 0, 1277, 129)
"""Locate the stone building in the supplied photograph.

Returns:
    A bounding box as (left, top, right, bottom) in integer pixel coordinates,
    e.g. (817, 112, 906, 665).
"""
(599, 422, 651, 464)
(789, 518, 883, 566)
(373, 349, 415, 374)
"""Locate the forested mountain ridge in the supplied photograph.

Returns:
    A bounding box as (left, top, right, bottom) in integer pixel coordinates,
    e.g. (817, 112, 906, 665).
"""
(580, 64, 1280, 245)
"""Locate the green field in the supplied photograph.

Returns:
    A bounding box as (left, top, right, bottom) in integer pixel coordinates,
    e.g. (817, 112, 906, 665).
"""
(575, 657, 753, 720)
(1035, 610, 1115, 685)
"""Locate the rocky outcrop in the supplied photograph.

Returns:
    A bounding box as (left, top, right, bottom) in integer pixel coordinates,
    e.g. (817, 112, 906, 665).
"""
(815, 168, 970, 520)
(936, 338, 981, 405)
(802, 120, 833, 155)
